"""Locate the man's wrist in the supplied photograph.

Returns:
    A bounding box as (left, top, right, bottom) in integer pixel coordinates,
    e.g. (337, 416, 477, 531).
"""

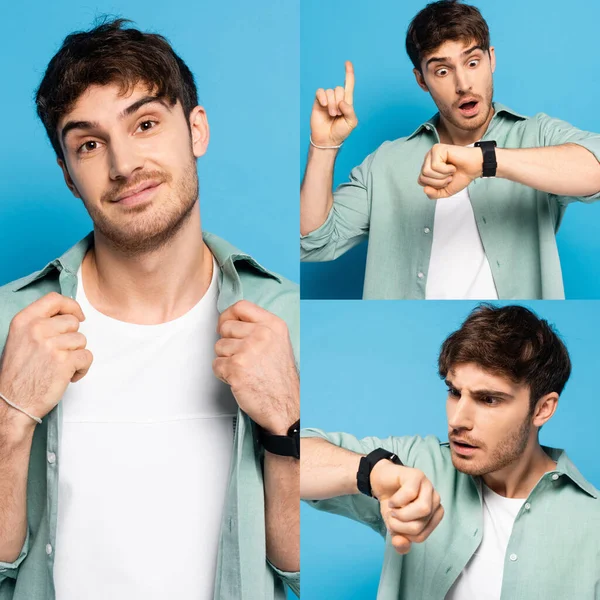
(0, 403, 37, 449)
(369, 458, 397, 499)
(260, 411, 299, 436)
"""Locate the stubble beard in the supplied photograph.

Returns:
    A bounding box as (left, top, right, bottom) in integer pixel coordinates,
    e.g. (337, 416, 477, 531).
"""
(85, 157, 199, 257)
(451, 414, 532, 477)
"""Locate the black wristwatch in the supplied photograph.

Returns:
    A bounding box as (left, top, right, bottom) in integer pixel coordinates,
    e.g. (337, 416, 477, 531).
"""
(357, 448, 403, 497)
(258, 419, 300, 459)
(474, 140, 497, 177)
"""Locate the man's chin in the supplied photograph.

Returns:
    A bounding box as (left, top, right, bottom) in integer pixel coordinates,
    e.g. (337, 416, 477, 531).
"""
(450, 452, 488, 476)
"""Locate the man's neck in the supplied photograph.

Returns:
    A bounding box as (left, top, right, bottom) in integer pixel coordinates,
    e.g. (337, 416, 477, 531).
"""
(482, 442, 557, 499)
(437, 105, 495, 146)
(81, 203, 214, 325)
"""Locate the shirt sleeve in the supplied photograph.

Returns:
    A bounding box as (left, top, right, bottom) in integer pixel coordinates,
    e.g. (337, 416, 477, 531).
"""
(301, 428, 434, 538)
(535, 112, 600, 204)
(300, 150, 377, 262)
(0, 528, 29, 586)
(267, 559, 300, 597)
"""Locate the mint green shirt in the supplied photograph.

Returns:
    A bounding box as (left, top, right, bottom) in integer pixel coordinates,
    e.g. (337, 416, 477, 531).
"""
(302, 428, 600, 600)
(0, 232, 300, 600)
(301, 103, 600, 299)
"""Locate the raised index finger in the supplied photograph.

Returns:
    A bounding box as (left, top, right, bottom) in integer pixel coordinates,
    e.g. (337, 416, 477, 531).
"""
(24, 292, 85, 322)
(344, 61, 355, 105)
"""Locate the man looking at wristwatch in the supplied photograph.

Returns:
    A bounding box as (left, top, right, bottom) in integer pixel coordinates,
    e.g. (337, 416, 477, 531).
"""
(301, 304, 600, 599)
(300, 0, 600, 299)
(0, 19, 299, 600)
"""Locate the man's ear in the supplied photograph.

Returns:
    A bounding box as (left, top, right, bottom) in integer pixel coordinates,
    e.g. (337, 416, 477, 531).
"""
(413, 68, 429, 93)
(57, 158, 81, 199)
(189, 106, 210, 159)
(489, 46, 496, 74)
(532, 392, 559, 428)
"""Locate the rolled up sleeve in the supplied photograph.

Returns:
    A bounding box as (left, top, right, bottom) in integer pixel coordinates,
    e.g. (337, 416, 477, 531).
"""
(267, 559, 300, 597)
(300, 152, 376, 262)
(536, 112, 600, 203)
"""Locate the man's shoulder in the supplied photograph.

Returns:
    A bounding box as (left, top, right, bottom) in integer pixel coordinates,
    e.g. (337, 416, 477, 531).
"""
(205, 230, 298, 312)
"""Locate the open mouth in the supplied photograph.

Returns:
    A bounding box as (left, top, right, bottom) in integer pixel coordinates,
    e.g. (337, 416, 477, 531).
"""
(451, 440, 479, 455)
(458, 99, 479, 116)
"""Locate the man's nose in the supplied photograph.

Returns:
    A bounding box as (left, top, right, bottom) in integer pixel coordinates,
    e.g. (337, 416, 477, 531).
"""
(455, 67, 473, 96)
(108, 137, 145, 181)
(448, 397, 474, 430)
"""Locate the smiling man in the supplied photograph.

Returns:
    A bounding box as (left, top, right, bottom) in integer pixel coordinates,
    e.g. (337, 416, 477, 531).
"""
(0, 19, 299, 600)
(300, 0, 600, 299)
(301, 304, 600, 599)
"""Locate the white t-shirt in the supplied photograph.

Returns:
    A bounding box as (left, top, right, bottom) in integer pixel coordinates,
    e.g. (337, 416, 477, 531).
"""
(446, 484, 525, 600)
(425, 145, 499, 300)
(53, 258, 238, 600)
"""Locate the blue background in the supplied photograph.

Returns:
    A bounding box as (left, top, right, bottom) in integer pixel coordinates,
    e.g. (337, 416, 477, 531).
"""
(301, 300, 600, 598)
(300, 0, 600, 299)
(0, 0, 299, 287)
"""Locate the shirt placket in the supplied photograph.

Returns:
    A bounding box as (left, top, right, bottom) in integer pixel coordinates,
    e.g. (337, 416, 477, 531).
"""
(43, 267, 78, 599)
(500, 471, 564, 600)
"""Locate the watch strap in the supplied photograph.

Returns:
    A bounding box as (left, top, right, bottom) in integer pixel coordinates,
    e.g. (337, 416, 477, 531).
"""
(258, 419, 300, 459)
(357, 448, 403, 497)
(474, 140, 497, 177)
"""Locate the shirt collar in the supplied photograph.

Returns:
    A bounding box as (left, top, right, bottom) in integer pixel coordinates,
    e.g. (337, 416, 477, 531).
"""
(406, 101, 528, 140)
(542, 445, 598, 499)
(10, 230, 281, 293)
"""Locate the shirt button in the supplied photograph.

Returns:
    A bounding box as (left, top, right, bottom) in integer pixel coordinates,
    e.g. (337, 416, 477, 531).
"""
(417, 272, 424, 279)
(424, 227, 431, 234)
(46, 544, 53, 555)
(551, 474, 559, 481)
(524, 503, 531, 510)
(509, 553, 518, 562)
(47, 452, 56, 464)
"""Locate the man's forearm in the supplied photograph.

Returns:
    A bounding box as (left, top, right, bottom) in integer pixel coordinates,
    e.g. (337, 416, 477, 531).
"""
(300, 437, 362, 500)
(264, 452, 299, 573)
(496, 143, 600, 197)
(0, 407, 35, 563)
(300, 145, 339, 236)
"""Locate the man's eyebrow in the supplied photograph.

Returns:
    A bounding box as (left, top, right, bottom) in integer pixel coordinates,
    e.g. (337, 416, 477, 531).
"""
(425, 45, 484, 69)
(61, 120, 100, 144)
(444, 379, 514, 399)
(60, 96, 172, 144)
(471, 388, 515, 400)
(121, 95, 172, 118)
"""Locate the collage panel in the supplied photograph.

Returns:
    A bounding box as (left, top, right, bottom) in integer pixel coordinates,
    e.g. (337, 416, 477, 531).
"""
(300, 0, 600, 300)
(0, 2, 299, 600)
(300, 300, 600, 599)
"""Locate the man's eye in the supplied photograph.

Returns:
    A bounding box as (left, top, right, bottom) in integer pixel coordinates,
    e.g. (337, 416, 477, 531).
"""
(78, 140, 99, 154)
(469, 60, 480, 68)
(447, 387, 460, 398)
(436, 68, 449, 77)
(482, 396, 498, 406)
(138, 120, 157, 132)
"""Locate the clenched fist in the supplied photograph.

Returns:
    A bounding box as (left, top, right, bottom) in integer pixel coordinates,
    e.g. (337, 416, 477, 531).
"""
(213, 300, 299, 435)
(418, 143, 483, 199)
(370, 459, 444, 554)
(0, 292, 93, 431)
(311, 61, 358, 147)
